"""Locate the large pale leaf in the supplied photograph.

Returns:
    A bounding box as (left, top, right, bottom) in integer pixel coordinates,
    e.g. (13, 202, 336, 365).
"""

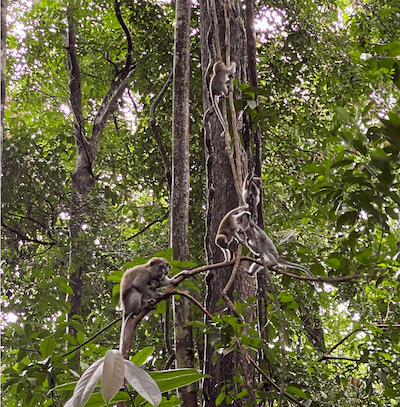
(124, 360, 161, 406)
(101, 350, 125, 404)
(64, 357, 104, 407)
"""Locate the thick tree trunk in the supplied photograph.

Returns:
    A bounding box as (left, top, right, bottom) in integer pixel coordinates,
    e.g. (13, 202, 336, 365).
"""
(171, 0, 197, 406)
(199, 1, 254, 405)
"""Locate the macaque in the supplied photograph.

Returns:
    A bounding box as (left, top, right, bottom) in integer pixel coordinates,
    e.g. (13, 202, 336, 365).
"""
(120, 257, 177, 319)
(119, 257, 182, 351)
(242, 172, 262, 214)
(215, 204, 250, 262)
(244, 220, 315, 279)
(209, 60, 237, 137)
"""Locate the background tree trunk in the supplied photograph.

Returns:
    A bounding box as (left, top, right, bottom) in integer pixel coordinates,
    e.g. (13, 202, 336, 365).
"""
(171, 0, 197, 405)
(199, 1, 255, 405)
(63, 1, 135, 368)
(1, 0, 7, 183)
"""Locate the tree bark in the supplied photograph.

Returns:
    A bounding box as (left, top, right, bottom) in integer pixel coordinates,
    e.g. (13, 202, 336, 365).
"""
(1, 0, 7, 179)
(62, 1, 135, 368)
(171, 0, 197, 406)
(200, 0, 254, 405)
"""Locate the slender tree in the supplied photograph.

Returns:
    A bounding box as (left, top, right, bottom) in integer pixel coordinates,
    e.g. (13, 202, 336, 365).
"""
(171, 0, 197, 405)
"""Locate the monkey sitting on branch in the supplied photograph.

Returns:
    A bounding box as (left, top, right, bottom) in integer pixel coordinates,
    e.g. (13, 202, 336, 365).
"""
(209, 60, 237, 137)
(119, 257, 185, 350)
(215, 204, 251, 262)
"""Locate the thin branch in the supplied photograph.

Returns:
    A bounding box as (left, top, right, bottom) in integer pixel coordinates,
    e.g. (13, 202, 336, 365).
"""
(321, 356, 360, 362)
(321, 327, 365, 360)
(91, 0, 136, 152)
(125, 212, 168, 242)
(259, 256, 286, 406)
(210, 0, 222, 60)
(2, 222, 58, 246)
(236, 340, 304, 406)
(62, 317, 122, 357)
(114, 0, 133, 69)
(221, 245, 244, 320)
(223, 0, 244, 201)
(172, 289, 213, 320)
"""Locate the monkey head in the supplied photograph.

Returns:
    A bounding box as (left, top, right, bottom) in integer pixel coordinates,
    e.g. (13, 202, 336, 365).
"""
(147, 257, 170, 281)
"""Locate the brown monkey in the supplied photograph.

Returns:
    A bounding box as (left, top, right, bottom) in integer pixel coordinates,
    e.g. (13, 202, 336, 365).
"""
(209, 60, 237, 137)
(215, 204, 250, 262)
(120, 257, 177, 319)
(119, 257, 184, 351)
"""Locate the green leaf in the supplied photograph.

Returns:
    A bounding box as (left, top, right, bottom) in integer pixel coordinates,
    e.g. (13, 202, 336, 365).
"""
(40, 337, 56, 358)
(286, 385, 308, 398)
(334, 106, 352, 122)
(58, 282, 73, 295)
(326, 256, 341, 270)
(131, 347, 155, 366)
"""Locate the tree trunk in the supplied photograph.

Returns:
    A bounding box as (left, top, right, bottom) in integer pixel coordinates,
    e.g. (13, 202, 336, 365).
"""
(1, 0, 7, 158)
(199, 1, 255, 405)
(171, 0, 197, 406)
(62, 1, 135, 368)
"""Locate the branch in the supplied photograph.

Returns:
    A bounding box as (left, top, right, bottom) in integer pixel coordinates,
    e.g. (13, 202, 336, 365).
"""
(62, 8, 93, 173)
(91, 0, 136, 152)
(62, 317, 122, 357)
(319, 327, 365, 361)
(125, 212, 168, 242)
(259, 256, 287, 406)
(150, 71, 173, 192)
(223, 0, 244, 202)
(236, 340, 304, 406)
(172, 289, 213, 320)
(2, 222, 58, 246)
(114, 0, 133, 69)
(221, 245, 244, 320)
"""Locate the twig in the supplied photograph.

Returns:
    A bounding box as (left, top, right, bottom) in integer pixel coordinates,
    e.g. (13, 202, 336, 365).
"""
(221, 245, 244, 320)
(62, 317, 122, 357)
(172, 289, 213, 320)
(125, 212, 168, 242)
(236, 340, 304, 406)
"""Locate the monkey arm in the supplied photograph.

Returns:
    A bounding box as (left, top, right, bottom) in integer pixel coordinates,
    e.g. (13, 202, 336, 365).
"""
(132, 272, 158, 298)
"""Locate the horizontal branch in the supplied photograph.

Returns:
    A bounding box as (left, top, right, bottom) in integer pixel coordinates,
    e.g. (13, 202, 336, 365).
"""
(2, 222, 58, 246)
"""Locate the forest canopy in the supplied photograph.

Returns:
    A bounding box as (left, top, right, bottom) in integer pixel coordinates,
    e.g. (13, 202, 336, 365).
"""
(1, 0, 400, 406)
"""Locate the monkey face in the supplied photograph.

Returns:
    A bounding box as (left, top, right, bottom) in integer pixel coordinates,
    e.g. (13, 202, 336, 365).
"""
(148, 257, 170, 281)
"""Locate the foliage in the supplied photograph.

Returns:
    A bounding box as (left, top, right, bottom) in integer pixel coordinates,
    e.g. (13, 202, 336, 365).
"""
(2, 0, 400, 406)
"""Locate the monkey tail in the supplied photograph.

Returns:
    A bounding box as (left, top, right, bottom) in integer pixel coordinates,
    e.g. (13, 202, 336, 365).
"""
(279, 259, 315, 279)
(119, 312, 135, 353)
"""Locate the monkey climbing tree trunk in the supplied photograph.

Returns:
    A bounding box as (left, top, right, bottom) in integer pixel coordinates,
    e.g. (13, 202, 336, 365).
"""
(62, 1, 135, 369)
(170, 0, 197, 406)
(199, 0, 255, 405)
